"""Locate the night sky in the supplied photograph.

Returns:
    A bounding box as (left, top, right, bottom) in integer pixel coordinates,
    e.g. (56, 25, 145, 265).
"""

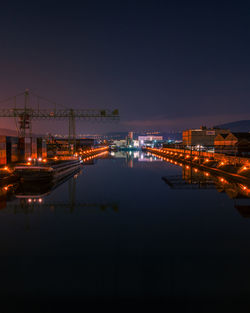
(0, 1, 250, 134)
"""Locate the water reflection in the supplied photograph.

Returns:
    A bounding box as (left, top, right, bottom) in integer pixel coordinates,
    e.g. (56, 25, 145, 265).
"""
(0, 154, 118, 214)
(162, 164, 250, 217)
(1, 151, 250, 308)
(111, 150, 161, 168)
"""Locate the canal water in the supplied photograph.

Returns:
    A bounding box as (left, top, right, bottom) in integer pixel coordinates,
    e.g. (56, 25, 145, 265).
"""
(1, 151, 250, 311)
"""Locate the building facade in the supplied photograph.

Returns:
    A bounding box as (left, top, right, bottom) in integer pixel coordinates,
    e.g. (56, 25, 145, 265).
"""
(214, 132, 250, 156)
(138, 136, 163, 147)
(182, 127, 230, 148)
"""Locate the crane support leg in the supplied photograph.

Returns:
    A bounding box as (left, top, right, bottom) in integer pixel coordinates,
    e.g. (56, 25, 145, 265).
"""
(68, 109, 76, 154)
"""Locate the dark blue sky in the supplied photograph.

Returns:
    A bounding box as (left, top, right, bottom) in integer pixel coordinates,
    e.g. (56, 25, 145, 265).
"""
(0, 0, 249, 134)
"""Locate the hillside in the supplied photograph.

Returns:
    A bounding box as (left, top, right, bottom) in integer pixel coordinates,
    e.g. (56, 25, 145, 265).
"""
(214, 120, 250, 132)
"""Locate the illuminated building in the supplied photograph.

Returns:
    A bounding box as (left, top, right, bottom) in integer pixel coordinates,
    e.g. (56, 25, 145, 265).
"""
(182, 126, 230, 148)
(138, 136, 163, 147)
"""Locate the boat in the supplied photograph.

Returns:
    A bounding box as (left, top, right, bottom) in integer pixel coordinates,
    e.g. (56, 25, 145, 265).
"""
(14, 159, 81, 182)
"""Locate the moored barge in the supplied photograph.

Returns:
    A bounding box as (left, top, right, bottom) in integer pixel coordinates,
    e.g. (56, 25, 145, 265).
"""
(14, 159, 81, 182)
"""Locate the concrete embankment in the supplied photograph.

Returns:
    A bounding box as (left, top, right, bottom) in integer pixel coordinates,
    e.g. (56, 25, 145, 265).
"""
(145, 147, 250, 185)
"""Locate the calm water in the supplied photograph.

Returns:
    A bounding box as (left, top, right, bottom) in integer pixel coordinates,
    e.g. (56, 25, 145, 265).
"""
(1, 151, 250, 311)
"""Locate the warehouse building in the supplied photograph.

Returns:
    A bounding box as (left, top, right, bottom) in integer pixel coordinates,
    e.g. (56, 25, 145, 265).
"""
(214, 132, 250, 156)
(182, 126, 230, 149)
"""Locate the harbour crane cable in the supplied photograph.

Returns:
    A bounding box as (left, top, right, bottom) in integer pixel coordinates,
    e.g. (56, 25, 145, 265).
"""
(29, 91, 69, 109)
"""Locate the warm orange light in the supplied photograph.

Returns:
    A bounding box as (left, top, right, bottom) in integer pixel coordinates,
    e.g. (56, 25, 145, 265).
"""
(186, 166, 189, 169)
(205, 172, 209, 176)
(3, 186, 8, 191)
(220, 178, 224, 182)
(194, 169, 198, 172)
(42, 159, 47, 163)
(27, 162, 31, 166)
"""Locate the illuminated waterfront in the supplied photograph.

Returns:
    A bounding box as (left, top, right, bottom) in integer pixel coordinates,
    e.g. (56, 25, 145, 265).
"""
(0, 151, 250, 309)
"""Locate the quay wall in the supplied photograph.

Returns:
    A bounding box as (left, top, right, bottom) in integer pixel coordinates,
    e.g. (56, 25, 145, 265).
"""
(159, 147, 250, 165)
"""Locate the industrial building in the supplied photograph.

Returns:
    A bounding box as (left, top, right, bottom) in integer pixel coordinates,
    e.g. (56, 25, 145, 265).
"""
(0, 136, 47, 165)
(0, 136, 19, 164)
(182, 126, 230, 149)
(46, 138, 96, 156)
(138, 135, 163, 147)
(214, 132, 250, 156)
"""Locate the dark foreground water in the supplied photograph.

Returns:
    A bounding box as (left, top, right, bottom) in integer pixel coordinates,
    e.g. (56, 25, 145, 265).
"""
(0, 151, 250, 312)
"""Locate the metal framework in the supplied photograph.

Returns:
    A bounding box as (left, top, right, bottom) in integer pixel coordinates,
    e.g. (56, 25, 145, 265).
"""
(0, 90, 120, 152)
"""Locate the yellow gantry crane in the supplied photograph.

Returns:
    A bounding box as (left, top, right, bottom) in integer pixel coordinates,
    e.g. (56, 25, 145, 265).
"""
(0, 90, 119, 152)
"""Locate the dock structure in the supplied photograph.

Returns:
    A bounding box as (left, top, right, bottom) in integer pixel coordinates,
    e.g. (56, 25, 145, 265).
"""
(145, 147, 250, 187)
(147, 147, 250, 166)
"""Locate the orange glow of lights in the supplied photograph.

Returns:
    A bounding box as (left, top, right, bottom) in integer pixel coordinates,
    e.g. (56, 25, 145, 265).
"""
(42, 159, 47, 163)
(27, 162, 31, 166)
(220, 178, 224, 182)
(186, 166, 190, 169)
(194, 169, 198, 172)
(3, 186, 8, 191)
(4, 166, 8, 171)
(205, 172, 209, 176)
